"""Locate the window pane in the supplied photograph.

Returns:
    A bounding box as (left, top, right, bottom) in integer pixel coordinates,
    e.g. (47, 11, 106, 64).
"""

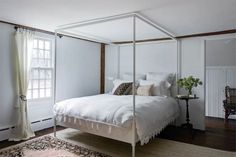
(31, 59, 38, 67)
(33, 89, 38, 99)
(32, 49, 38, 58)
(39, 89, 45, 98)
(39, 50, 44, 58)
(45, 51, 50, 58)
(33, 40, 38, 48)
(46, 88, 51, 97)
(40, 70, 45, 79)
(33, 80, 38, 89)
(28, 38, 53, 100)
(43, 60, 50, 68)
(27, 90, 32, 99)
(39, 40, 44, 49)
(38, 59, 45, 67)
(45, 70, 52, 79)
(45, 41, 50, 50)
(47, 60, 51, 67)
(40, 80, 45, 88)
(46, 80, 51, 88)
(32, 69, 39, 79)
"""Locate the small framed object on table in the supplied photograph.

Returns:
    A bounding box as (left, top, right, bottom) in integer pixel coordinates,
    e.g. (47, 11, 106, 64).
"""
(176, 95, 199, 129)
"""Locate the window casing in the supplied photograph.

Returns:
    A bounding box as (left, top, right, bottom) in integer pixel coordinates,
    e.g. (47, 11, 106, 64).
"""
(27, 37, 53, 100)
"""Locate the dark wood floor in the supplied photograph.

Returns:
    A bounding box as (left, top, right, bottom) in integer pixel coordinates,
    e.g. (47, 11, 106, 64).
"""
(0, 126, 65, 149)
(0, 117, 235, 152)
(160, 117, 236, 151)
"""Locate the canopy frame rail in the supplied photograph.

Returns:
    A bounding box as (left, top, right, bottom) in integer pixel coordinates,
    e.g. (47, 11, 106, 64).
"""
(54, 12, 179, 157)
(55, 12, 177, 44)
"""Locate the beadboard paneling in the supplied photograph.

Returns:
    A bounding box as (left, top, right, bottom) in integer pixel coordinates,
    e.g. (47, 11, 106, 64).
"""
(206, 66, 236, 119)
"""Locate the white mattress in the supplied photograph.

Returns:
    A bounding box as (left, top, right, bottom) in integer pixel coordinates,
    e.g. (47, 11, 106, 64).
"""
(54, 94, 179, 144)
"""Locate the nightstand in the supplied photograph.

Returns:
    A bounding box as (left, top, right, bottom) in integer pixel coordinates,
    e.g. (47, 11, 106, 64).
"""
(176, 96, 199, 129)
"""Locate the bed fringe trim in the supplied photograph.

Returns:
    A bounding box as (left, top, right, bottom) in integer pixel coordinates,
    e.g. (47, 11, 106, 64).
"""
(55, 113, 179, 145)
(55, 115, 124, 134)
(139, 113, 179, 145)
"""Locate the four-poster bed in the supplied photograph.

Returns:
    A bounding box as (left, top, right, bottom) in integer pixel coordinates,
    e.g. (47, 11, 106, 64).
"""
(53, 13, 180, 157)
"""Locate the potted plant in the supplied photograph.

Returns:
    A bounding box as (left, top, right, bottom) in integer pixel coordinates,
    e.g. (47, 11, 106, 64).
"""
(177, 76, 202, 97)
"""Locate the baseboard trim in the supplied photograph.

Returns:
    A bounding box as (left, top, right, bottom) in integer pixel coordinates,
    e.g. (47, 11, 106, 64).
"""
(0, 117, 53, 141)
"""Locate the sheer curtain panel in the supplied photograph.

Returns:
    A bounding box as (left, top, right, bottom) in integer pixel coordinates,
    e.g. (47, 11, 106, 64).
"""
(9, 29, 35, 141)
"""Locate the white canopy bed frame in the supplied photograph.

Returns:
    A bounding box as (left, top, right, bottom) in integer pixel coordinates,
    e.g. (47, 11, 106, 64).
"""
(54, 12, 179, 157)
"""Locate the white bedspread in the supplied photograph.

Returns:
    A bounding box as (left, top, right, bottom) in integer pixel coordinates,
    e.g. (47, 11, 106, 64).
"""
(54, 94, 179, 144)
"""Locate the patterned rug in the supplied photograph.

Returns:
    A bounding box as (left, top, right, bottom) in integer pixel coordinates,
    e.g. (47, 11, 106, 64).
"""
(0, 135, 111, 157)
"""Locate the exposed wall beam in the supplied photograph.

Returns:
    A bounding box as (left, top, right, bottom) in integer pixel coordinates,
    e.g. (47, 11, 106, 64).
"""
(100, 43, 106, 94)
(113, 37, 172, 44)
(113, 29, 236, 44)
(177, 29, 236, 39)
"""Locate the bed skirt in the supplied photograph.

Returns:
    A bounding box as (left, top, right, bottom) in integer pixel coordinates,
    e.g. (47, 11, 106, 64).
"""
(55, 115, 139, 144)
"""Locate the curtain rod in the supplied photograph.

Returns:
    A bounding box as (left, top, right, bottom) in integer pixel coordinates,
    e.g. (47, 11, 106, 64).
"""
(0, 20, 102, 44)
(14, 25, 62, 38)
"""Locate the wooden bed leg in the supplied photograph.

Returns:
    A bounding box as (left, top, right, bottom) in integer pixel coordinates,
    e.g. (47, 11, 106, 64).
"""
(132, 144, 135, 157)
(54, 116, 57, 137)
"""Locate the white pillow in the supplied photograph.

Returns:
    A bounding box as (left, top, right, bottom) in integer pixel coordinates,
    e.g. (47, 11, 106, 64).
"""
(122, 73, 146, 81)
(112, 79, 132, 94)
(139, 80, 171, 96)
(137, 85, 153, 96)
(139, 80, 160, 96)
(146, 72, 174, 85)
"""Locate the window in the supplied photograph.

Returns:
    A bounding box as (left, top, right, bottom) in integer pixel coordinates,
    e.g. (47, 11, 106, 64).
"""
(27, 38, 53, 100)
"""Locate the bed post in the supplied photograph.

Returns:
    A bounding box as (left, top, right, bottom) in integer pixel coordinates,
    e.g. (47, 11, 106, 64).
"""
(53, 31, 58, 138)
(132, 14, 136, 157)
(117, 45, 121, 79)
(177, 40, 181, 94)
(53, 116, 57, 137)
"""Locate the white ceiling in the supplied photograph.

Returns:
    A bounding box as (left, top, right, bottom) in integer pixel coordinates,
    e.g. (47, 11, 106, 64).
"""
(0, 0, 235, 37)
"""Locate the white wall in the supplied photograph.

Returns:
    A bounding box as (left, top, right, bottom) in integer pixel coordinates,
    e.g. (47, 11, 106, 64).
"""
(0, 23, 17, 129)
(56, 36, 100, 102)
(179, 38, 205, 130)
(0, 22, 101, 140)
(206, 38, 236, 66)
(105, 41, 177, 92)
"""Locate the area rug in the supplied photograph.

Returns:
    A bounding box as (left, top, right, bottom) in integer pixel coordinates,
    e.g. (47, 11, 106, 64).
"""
(55, 128, 236, 157)
(1, 129, 235, 157)
(0, 135, 110, 157)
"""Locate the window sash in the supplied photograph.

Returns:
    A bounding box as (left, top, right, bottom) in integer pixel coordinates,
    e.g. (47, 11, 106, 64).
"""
(27, 37, 53, 100)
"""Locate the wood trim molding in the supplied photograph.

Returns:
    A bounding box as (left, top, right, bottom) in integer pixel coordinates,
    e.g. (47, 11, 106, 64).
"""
(113, 29, 236, 44)
(0, 20, 102, 44)
(113, 37, 172, 44)
(177, 29, 236, 39)
(100, 43, 105, 94)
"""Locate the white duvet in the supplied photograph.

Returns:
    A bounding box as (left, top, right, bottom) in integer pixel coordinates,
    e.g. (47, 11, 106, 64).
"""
(54, 94, 179, 144)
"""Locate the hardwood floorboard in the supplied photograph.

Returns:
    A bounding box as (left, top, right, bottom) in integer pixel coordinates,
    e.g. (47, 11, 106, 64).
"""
(159, 117, 236, 151)
(0, 117, 235, 152)
(0, 126, 65, 149)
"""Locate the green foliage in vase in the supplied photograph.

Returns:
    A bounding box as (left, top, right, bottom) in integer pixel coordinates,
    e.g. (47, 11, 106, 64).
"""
(177, 76, 202, 95)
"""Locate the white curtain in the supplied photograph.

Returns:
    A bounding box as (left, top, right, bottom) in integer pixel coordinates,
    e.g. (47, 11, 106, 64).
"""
(9, 29, 35, 141)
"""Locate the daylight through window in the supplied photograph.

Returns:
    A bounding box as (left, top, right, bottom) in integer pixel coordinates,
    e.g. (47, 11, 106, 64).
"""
(27, 38, 53, 99)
